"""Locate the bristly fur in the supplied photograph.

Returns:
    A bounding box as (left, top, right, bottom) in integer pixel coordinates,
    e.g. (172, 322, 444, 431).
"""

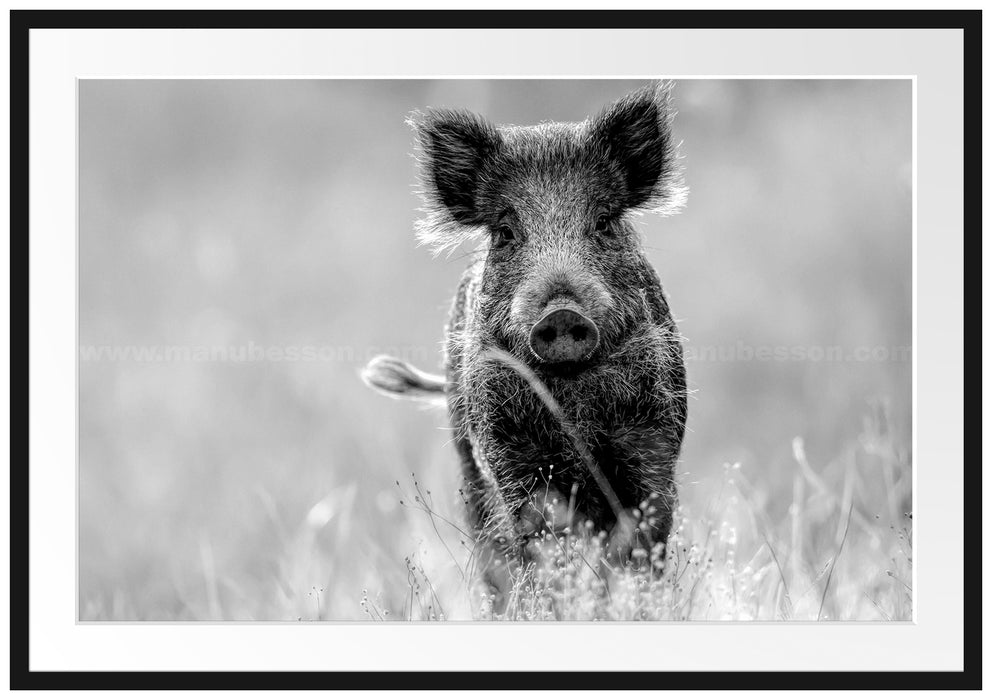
(410, 81, 687, 256)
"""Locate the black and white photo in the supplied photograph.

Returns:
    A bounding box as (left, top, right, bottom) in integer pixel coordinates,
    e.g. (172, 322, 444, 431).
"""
(78, 77, 912, 622)
(11, 9, 978, 687)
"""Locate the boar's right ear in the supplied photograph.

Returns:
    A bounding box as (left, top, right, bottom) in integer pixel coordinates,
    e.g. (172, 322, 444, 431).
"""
(408, 108, 503, 254)
(587, 82, 686, 216)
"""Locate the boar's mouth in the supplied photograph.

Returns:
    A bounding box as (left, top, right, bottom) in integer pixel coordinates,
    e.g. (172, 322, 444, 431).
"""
(532, 357, 598, 377)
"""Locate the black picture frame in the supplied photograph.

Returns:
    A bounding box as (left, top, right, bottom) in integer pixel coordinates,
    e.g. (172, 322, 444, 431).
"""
(9, 8, 982, 691)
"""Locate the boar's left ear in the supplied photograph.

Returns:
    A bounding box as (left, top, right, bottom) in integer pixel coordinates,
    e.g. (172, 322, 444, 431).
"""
(408, 108, 503, 254)
(587, 82, 686, 215)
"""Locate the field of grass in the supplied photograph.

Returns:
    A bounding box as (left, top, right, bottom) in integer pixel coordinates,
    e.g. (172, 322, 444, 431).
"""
(381, 422, 912, 622)
(378, 404, 909, 622)
(82, 398, 911, 622)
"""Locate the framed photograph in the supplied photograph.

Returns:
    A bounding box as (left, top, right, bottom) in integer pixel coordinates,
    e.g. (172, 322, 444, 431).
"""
(10, 6, 981, 691)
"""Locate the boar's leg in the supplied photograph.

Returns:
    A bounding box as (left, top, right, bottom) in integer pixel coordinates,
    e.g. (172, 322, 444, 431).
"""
(598, 426, 680, 567)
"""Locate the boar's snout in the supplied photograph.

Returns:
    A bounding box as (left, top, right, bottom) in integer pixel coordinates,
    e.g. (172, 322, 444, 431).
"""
(528, 301, 600, 365)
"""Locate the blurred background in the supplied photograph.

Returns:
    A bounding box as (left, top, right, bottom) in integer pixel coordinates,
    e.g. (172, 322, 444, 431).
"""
(79, 80, 912, 620)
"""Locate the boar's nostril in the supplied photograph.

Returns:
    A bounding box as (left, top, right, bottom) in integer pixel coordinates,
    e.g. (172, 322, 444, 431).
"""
(528, 307, 600, 365)
(537, 327, 558, 344)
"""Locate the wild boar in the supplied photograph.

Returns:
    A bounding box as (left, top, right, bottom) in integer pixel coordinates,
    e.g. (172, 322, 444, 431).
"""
(364, 83, 688, 589)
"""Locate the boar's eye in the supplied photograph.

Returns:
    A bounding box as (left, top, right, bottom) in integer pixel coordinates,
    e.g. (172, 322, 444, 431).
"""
(492, 223, 516, 248)
(594, 213, 612, 235)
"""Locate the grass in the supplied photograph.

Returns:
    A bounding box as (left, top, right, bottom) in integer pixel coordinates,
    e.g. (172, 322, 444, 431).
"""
(372, 429, 911, 622)
(80, 394, 911, 623)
